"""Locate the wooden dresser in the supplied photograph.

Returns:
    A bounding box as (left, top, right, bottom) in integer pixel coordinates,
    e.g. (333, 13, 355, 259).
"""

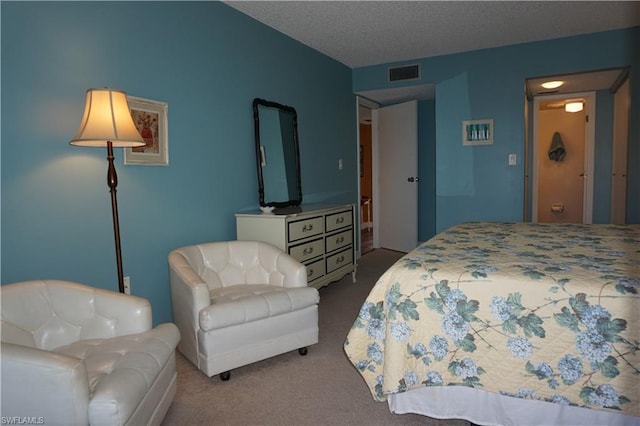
(236, 204, 357, 289)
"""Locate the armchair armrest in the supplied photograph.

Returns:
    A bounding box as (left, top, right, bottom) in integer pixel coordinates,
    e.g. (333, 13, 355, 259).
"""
(1, 342, 90, 425)
(168, 252, 211, 319)
(168, 250, 211, 367)
(275, 251, 308, 288)
(91, 286, 152, 336)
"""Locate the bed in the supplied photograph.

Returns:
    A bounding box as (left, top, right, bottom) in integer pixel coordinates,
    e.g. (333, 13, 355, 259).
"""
(344, 222, 639, 425)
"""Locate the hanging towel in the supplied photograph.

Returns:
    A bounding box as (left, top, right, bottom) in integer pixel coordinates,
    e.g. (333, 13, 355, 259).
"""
(548, 131, 566, 162)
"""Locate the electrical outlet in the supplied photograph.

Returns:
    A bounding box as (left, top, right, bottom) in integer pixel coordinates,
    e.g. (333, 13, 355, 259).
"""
(123, 276, 131, 295)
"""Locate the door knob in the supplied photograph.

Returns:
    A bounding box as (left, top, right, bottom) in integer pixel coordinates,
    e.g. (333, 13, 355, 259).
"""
(407, 177, 419, 182)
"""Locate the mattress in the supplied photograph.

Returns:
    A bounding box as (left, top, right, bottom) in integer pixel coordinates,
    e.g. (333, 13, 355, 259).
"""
(344, 222, 640, 420)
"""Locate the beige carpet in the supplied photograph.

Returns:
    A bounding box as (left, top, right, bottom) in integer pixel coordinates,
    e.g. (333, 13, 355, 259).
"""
(162, 249, 471, 426)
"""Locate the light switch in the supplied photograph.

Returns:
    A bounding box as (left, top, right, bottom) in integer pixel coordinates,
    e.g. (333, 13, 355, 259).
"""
(508, 154, 517, 166)
(338, 159, 343, 170)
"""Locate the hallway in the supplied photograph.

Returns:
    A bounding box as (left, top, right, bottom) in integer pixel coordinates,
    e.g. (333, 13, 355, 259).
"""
(361, 227, 373, 255)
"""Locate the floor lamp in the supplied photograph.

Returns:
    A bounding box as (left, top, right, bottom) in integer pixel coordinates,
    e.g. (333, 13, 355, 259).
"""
(70, 88, 145, 293)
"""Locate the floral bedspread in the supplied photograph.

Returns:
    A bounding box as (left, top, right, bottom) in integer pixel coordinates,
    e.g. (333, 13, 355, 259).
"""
(344, 222, 640, 417)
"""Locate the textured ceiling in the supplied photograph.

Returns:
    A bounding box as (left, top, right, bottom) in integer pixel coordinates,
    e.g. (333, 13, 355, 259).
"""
(225, 1, 639, 105)
(225, 1, 640, 68)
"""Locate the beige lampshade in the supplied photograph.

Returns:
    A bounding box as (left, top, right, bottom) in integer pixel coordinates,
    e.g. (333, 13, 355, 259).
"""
(70, 88, 145, 147)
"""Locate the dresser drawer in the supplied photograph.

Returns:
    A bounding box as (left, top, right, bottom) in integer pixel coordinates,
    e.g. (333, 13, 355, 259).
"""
(325, 210, 352, 232)
(326, 248, 353, 274)
(237, 204, 356, 290)
(289, 238, 323, 262)
(325, 229, 352, 253)
(288, 216, 323, 242)
(305, 258, 325, 282)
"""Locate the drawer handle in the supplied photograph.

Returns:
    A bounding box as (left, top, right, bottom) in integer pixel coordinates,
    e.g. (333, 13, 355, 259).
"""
(337, 255, 345, 264)
(302, 224, 314, 232)
(335, 236, 344, 244)
(307, 268, 314, 276)
(303, 247, 314, 255)
(336, 217, 345, 224)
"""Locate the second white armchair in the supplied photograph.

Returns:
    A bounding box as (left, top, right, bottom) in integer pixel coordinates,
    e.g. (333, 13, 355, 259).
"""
(168, 240, 319, 380)
(1, 280, 180, 426)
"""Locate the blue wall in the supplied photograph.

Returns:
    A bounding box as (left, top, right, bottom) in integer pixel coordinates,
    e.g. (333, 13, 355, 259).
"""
(417, 99, 436, 241)
(354, 27, 640, 232)
(2, 2, 638, 325)
(1, 2, 356, 325)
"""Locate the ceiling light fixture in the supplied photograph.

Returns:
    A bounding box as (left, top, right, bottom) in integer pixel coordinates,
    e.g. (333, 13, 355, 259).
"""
(565, 101, 584, 113)
(541, 81, 563, 89)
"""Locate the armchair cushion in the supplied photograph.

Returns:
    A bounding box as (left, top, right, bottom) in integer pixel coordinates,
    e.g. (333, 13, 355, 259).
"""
(55, 323, 180, 425)
(200, 284, 319, 331)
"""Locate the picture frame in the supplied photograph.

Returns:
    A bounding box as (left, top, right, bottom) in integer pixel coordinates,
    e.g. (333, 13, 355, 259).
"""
(125, 96, 169, 165)
(462, 119, 493, 146)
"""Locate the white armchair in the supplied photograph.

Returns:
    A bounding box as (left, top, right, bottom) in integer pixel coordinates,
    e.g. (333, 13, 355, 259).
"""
(0, 280, 180, 426)
(168, 240, 319, 380)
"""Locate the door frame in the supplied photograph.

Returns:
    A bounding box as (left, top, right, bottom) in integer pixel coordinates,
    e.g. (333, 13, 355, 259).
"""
(610, 78, 630, 224)
(531, 91, 595, 223)
(357, 96, 421, 253)
(356, 96, 379, 257)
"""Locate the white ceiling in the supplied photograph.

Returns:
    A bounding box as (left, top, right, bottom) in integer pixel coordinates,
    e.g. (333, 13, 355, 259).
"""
(225, 1, 639, 105)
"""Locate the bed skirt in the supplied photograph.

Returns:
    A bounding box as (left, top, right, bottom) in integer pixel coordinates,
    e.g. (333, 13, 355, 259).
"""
(388, 386, 639, 426)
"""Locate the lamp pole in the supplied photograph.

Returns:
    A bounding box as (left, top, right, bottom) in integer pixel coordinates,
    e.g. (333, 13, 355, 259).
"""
(106, 141, 125, 293)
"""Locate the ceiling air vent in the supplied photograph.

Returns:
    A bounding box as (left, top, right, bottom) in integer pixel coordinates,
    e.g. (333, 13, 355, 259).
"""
(389, 64, 420, 82)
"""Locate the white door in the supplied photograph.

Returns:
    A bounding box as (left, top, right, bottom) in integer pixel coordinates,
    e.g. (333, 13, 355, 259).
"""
(373, 100, 418, 252)
(611, 78, 629, 224)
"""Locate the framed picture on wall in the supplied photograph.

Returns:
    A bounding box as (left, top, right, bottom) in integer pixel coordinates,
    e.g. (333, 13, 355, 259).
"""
(125, 96, 169, 165)
(462, 119, 493, 146)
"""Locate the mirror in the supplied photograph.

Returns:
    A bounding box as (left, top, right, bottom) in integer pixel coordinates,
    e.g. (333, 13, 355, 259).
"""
(253, 98, 302, 207)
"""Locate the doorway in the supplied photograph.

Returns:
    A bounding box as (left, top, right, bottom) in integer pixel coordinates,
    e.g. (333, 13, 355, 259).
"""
(356, 97, 419, 255)
(532, 92, 595, 223)
(525, 68, 630, 224)
(359, 105, 374, 255)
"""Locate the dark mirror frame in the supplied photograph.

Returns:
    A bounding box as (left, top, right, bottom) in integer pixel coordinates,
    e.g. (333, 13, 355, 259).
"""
(253, 98, 303, 208)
